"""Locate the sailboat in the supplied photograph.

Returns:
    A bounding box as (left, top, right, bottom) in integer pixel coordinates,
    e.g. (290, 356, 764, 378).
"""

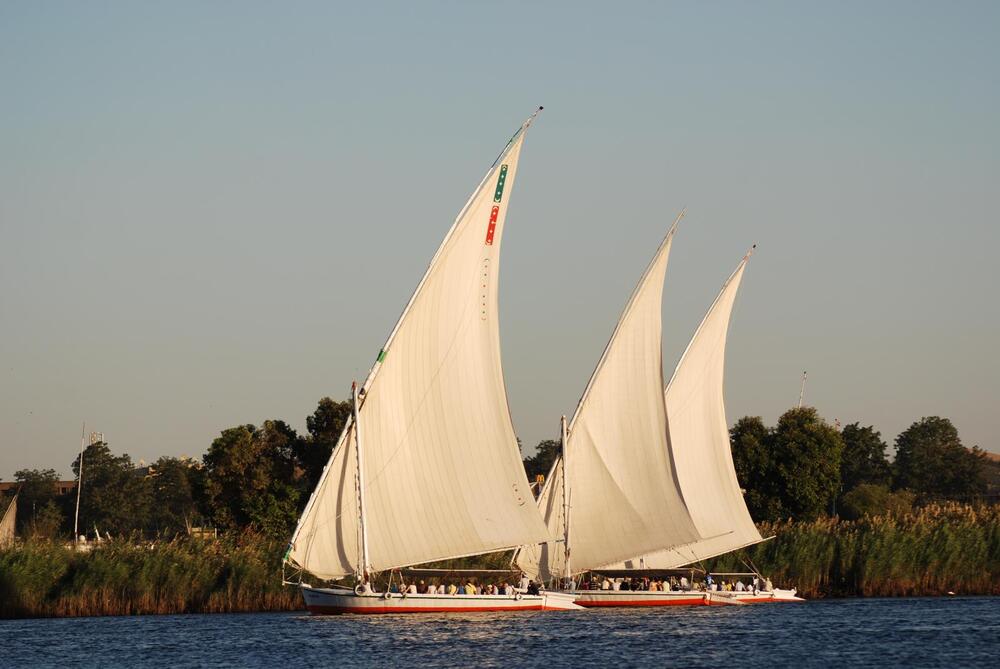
(283, 109, 581, 614)
(520, 246, 802, 606)
(514, 215, 707, 598)
(0, 491, 16, 548)
(600, 249, 802, 604)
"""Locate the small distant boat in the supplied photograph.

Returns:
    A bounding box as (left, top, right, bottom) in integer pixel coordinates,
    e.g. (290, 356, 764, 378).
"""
(0, 490, 16, 548)
(283, 109, 580, 614)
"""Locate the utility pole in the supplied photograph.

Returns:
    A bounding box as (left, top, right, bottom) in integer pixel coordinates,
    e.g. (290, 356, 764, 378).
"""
(73, 422, 85, 545)
(797, 371, 807, 409)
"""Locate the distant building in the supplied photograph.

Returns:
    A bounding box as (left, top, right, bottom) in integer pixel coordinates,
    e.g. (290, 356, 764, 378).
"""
(0, 480, 76, 496)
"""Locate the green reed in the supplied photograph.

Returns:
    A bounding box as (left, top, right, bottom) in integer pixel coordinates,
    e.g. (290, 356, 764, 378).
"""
(706, 503, 1000, 598)
(0, 534, 299, 618)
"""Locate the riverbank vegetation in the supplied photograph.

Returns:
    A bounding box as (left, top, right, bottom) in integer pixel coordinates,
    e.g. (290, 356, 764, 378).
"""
(2, 503, 997, 618)
(706, 503, 1000, 598)
(0, 534, 297, 618)
(1, 400, 998, 617)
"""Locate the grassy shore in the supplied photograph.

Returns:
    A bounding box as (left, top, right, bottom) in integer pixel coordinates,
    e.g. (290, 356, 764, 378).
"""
(0, 534, 298, 619)
(707, 503, 1000, 598)
(2, 504, 997, 618)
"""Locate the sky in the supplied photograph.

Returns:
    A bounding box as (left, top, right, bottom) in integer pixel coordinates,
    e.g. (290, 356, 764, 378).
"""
(1, 1, 998, 479)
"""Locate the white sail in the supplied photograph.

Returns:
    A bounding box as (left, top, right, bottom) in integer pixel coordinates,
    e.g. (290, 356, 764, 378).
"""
(0, 492, 16, 547)
(287, 114, 551, 581)
(517, 220, 702, 582)
(602, 252, 763, 570)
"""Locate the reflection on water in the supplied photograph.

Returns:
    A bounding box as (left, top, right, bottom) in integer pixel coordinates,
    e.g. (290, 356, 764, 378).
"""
(3, 597, 998, 668)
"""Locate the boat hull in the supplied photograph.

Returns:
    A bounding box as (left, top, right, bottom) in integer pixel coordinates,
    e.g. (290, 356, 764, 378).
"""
(574, 588, 804, 607)
(302, 586, 582, 614)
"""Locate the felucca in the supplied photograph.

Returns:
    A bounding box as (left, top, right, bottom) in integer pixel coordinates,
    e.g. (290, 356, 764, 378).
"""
(0, 490, 16, 548)
(518, 243, 802, 606)
(515, 215, 707, 601)
(282, 109, 580, 614)
(599, 249, 802, 604)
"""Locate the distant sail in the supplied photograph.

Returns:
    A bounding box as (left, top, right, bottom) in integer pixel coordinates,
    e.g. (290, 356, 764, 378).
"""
(287, 118, 551, 580)
(603, 253, 763, 570)
(517, 222, 702, 581)
(0, 492, 16, 547)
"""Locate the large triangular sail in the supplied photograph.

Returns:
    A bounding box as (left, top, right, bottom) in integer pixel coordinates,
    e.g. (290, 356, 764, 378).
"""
(287, 112, 551, 581)
(603, 251, 763, 570)
(0, 492, 16, 547)
(516, 218, 703, 582)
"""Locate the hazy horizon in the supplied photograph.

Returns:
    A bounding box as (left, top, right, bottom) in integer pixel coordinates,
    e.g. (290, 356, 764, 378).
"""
(2, 2, 998, 479)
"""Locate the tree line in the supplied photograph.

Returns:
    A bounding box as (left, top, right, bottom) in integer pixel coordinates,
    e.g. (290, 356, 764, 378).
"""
(522, 407, 997, 522)
(3, 402, 996, 542)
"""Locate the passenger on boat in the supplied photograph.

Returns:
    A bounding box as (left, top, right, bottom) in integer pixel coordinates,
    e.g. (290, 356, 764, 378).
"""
(680, 576, 689, 590)
(447, 583, 458, 596)
(417, 580, 428, 594)
(601, 577, 611, 590)
(611, 579, 621, 591)
(736, 581, 746, 592)
(526, 581, 541, 596)
(765, 578, 773, 592)
(464, 582, 476, 595)
(406, 583, 418, 594)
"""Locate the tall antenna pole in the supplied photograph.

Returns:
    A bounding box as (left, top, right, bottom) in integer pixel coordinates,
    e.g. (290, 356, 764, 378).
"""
(73, 422, 85, 544)
(798, 371, 808, 408)
(352, 382, 371, 585)
(560, 415, 571, 589)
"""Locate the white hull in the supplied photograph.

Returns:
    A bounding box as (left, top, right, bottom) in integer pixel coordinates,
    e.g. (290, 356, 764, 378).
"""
(301, 586, 582, 615)
(573, 587, 804, 607)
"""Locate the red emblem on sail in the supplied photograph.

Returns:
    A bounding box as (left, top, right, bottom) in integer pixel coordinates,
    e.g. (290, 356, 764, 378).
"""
(485, 206, 499, 245)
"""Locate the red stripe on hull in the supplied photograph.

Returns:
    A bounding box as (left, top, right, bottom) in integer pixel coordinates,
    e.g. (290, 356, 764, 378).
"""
(578, 597, 708, 607)
(307, 604, 546, 615)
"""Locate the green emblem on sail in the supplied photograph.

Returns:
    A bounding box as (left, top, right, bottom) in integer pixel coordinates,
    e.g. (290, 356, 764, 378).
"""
(493, 165, 508, 202)
(377, 349, 386, 363)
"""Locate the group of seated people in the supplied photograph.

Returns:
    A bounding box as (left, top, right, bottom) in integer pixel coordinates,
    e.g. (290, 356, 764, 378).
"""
(705, 576, 771, 593)
(387, 577, 539, 596)
(578, 576, 692, 592)
(573, 574, 772, 594)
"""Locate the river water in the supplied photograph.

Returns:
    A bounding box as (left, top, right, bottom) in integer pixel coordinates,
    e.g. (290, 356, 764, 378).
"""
(2, 597, 996, 668)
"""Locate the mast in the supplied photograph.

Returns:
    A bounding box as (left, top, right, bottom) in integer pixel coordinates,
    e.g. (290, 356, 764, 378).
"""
(352, 381, 371, 583)
(798, 371, 807, 408)
(73, 422, 85, 544)
(560, 415, 571, 588)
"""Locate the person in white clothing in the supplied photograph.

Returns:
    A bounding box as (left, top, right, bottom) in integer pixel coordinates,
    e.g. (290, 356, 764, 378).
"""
(611, 579, 621, 591)
(736, 581, 745, 592)
(406, 583, 417, 594)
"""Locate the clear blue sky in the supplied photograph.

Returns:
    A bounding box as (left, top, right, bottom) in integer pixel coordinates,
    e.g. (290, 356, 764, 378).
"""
(2, 1, 997, 479)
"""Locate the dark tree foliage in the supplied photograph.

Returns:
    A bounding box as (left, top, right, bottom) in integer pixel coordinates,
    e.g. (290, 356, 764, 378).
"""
(12, 468, 63, 536)
(523, 439, 561, 482)
(769, 407, 844, 521)
(893, 416, 987, 500)
(203, 421, 301, 538)
(295, 397, 352, 494)
(729, 417, 782, 521)
(839, 423, 891, 500)
(731, 409, 844, 521)
(839, 483, 914, 520)
(146, 457, 207, 536)
(71, 442, 149, 536)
